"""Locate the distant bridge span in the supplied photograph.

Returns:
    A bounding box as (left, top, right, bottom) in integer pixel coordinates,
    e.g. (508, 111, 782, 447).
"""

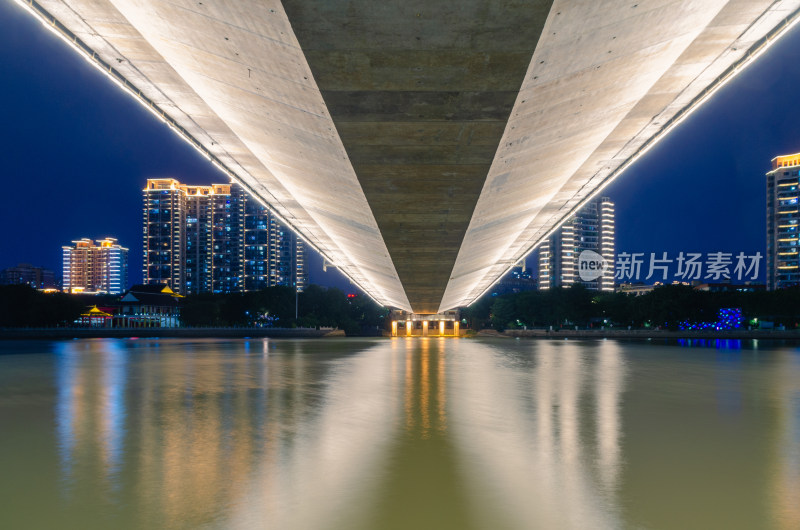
(17, 0, 800, 313)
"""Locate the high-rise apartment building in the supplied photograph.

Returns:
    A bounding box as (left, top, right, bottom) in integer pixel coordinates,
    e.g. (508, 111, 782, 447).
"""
(538, 196, 615, 291)
(181, 183, 242, 293)
(0, 263, 57, 290)
(234, 184, 306, 292)
(143, 179, 186, 293)
(143, 178, 306, 294)
(62, 237, 128, 294)
(766, 152, 800, 290)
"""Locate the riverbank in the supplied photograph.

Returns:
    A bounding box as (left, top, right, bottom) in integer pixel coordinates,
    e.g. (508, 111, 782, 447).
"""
(5, 327, 797, 341)
(0, 327, 346, 340)
(477, 328, 800, 340)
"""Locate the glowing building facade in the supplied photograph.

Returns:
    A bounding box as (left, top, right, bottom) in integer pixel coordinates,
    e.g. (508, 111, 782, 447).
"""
(766, 153, 800, 290)
(538, 197, 615, 292)
(143, 179, 186, 293)
(62, 237, 128, 294)
(143, 178, 306, 294)
(234, 185, 306, 293)
(182, 183, 242, 293)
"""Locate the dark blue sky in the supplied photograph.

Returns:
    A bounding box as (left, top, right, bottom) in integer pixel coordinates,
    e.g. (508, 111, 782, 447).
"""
(2, 1, 799, 288)
(604, 19, 800, 284)
(0, 1, 352, 290)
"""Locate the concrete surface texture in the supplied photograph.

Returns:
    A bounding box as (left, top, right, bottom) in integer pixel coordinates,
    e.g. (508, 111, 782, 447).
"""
(22, 0, 800, 312)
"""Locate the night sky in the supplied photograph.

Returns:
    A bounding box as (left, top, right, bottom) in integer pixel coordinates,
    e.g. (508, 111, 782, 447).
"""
(604, 18, 800, 284)
(2, 1, 800, 290)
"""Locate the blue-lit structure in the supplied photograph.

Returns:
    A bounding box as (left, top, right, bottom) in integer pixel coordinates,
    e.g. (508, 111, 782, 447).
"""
(678, 307, 744, 331)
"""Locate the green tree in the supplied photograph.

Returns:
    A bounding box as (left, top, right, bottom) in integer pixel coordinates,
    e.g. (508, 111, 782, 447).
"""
(490, 296, 516, 331)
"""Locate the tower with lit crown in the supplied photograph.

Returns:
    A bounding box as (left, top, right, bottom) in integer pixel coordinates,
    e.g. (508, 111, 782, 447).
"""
(766, 153, 800, 290)
(62, 237, 128, 294)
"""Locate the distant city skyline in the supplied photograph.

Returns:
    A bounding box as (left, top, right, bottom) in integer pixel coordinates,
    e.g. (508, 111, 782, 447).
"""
(2, 1, 800, 293)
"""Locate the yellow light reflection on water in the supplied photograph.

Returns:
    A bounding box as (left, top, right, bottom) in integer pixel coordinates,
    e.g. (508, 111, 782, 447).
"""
(29, 338, 800, 529)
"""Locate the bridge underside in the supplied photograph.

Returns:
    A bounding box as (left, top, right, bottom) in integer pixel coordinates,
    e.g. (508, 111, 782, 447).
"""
(20, 0, 800, 312)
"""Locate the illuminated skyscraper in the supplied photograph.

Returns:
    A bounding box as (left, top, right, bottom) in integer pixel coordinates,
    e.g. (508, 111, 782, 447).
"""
(538, 197, 615, 291)
(766, 153, 800, 290)
(62, 237, 128, 294)
(183, 184, 212, 293)
(143, 178, 306, 294)
(234, 185, 306, 292)
(183, 183, 242, 293)
(143, 179, 186, 293)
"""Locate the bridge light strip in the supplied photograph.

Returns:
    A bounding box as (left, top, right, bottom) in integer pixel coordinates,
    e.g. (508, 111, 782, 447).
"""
(462, 6, 800, 310)
(13, 0, 394, 309)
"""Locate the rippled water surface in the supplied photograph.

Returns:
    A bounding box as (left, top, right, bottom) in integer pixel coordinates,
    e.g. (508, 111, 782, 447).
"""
(1, 337, 799, 529)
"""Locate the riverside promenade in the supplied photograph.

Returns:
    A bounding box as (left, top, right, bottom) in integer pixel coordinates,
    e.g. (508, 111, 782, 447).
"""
(4, 327, 796, 341)
(0, 327, 345, 340)
(477, 328, 800, 340)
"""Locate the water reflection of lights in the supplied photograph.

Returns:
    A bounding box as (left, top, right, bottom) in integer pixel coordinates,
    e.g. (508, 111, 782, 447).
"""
(53, 339, 401, 528)
(677, 338, 743, 349)
(420, 339, 430, 437)
(595, 342, 623, 494)
(771, 350, 800, 529)
(55, 340, 128, 493)
(55, 338, 630, 527)
(99, 340, 127, 487)
(448, 340, 626, 529)
(400, 338, 447, 439)
(55, 342, 82, 489)
(48, 338, 800, 528)
(224, 342, 402, 530)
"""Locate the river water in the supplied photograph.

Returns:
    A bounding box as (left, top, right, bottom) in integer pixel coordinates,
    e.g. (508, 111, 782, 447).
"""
(1, 337, 798, 529)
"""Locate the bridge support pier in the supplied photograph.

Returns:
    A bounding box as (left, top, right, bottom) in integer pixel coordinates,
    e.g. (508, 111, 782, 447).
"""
(390, 310, 462, 337)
